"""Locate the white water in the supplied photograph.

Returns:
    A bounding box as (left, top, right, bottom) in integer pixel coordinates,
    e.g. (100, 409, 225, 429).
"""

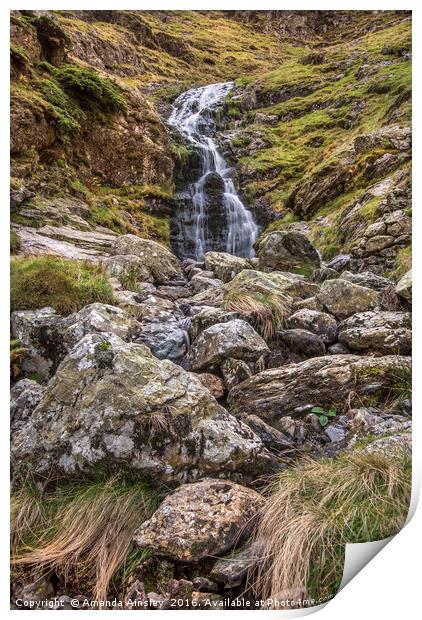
(169, 82, 258, 260)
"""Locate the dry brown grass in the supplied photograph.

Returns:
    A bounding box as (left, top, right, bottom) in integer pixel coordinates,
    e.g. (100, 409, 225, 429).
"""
(248, 449, 411, 607)
(224, 290, 291, 340)
(11, 478, 159, 600)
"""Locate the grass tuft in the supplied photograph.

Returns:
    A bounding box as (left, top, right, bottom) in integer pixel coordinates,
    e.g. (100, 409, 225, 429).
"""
(248, 449, 411, 606)
(11, 477, 160, 601)
(224, 289, 290, 340)
(11, 256, 115, 315)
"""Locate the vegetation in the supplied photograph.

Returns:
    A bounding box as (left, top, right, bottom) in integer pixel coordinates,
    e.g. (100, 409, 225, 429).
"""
(224, 289, 291, 340)
(10, 256, 114, 315)
(11, 477, 160, 600)
(249, 448, 411, 605)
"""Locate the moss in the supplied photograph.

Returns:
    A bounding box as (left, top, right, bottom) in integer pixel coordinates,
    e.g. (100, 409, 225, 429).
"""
(10, 43, 29, 66)
(95, 339, 111, 352)
(11, 256, 115, 315)
(389, 244, 412, 280)
(36, 77, 83, 137)
(10, 229, 21, 254)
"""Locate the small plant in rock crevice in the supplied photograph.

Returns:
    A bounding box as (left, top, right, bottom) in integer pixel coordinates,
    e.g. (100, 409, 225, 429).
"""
(311, 406, 337, 427)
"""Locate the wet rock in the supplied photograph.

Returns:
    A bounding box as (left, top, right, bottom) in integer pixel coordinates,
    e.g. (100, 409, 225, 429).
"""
(228, 354, 411, 426)
(134, 479, 262, 561)
(257, 230, 320, 274)
(12, 333, 274, 483)
(10, 378, 44, 434)
(112, 234, 183, 284)
(204, 251, 252, 283)
(187, 306, 239, 341)
(188, 319, 269, 371)
(210, 547, 258, 588)
(286, 309, 338, 344)
(135, 321, 188, 361)
(317, 279, 380, 319)
(221, 357, 252, 391)
(195, 373, 225, 399)
(338, 311, 411, 354)
(396, 269, 412, 301)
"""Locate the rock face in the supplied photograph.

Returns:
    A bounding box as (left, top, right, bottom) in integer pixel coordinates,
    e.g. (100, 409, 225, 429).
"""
(257, 230, 320, 273)
(112, 235, 183, 284)
(317, 278, 380, 319)
(133, 479, 262, 561)
(286, 309, 338, 344)
(338, 311, 411, 354)
(228, 354, 411, 426)
(188, 319, 269, 371)
(10, 379, 44, 434)
(11, 333, 274, 483)
(103, 254, 151, 287)
(204, 252, 251, 283)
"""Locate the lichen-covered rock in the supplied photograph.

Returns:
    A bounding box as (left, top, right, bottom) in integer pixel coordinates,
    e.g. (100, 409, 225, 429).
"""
(339, 270, 394, 292)
(189, 273, 223, 295)
(210, 547, 258, 588)
(103, 254, 151, 287)
(11, 333, 274, 483)
(187, 319, 269, 371)
(317, 278, 380, 319)
(338, 311, 411, 354)
(354, 125, 411, 154)
(135, 322, 188, 361)
(396, 269, 412, 301)
(228, 354, 411, 426)
(244, 415, 295, 453)
(133, 479, 262, 561)
(286, 309, 338, 344)
(257, 230, 320, 274)
(63, 303, 138, 350)
(112, 235, 183, 284)
(221, 357, 252, 391)
(10, 378, 44, 434)
(204, 251, 252, 283)
(187, 307, 239, 341)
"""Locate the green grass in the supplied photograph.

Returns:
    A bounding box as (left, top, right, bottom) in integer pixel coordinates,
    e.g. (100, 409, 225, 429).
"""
(11, 256, 115, 315)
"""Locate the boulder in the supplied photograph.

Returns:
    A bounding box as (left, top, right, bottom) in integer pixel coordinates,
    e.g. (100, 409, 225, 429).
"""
(338, 311, 411, 354)
(223, 270, 312, 308)
(10, 379, 44, 434)
(189, 273, 223, 295)
(244, 415, 295, 453)
(228, 354, 411, 427)
(11, 333, 274, 483)
(286, 309, 338, 344)
(187, 307, 239, 341)
(63, 303, 138, 350)
(204, 252, 251, 283)
(221, 357, 252, 391)
(339, 270, 394, 292)
(210, 547, 258, 588)
(268, 328, 325, 366)
(112, 234, 183, 284)
(135, 322, 188, 361)
(317, 279, 380, 319)
(187, 319, 269, 371)
(257, 230, 320, 274)
(326, 253, 351, 272)
(103, 254, 151, 287)
(396, 269, 412, 301)
(133, 479, 262, 561)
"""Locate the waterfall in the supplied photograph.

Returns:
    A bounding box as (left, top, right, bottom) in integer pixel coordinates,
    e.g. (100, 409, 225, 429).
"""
(169, 82, 258, 261)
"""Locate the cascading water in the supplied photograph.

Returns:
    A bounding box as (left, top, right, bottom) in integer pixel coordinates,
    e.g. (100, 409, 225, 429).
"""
(169, 82, 258, 261)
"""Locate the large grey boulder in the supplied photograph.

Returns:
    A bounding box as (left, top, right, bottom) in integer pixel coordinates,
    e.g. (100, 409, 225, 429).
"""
(338, 311, 411, 354)
(256, 230, 320, 274)
(135, 322, 188, 361)
(187, 319, 269, 371)
(189, 273, 223, 295)
(11, 304, 139, 379)
(228, 354, 411, 427)
(11, 333, 274, 483)
(204, 252, 252, 283)
(286, 308, 338, 344)
(112, 235, 183, 284)
(134, 479, 262, 561)
(187, 307, 239, 341)
(103, 254, 151, 288)
(317, 279, 380, 319)
(339, 270, 394, 292)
